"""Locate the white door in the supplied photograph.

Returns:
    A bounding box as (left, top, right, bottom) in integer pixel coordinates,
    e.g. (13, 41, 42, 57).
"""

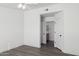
(54, 23, 59, 48)
(41, 19, 46, 44)
(54, 11, 64, 51)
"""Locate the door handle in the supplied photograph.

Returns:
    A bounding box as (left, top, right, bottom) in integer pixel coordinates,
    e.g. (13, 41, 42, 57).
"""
(59, 34, 62, 37)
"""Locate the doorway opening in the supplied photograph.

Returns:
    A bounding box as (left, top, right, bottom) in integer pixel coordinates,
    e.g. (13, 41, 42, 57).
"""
(40, 14, 55, 48)
(40, 11, 64, 51)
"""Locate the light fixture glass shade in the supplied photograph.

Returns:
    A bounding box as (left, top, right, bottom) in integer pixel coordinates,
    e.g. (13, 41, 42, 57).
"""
(22, 5, 26, 10)
(18, 3, 23, 8)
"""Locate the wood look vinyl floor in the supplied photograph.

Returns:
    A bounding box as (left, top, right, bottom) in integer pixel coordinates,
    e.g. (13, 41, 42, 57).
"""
(0, 44, 75, 56)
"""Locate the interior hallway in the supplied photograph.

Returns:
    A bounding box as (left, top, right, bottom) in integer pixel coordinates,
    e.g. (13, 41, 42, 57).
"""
(0, 45, 75, 56)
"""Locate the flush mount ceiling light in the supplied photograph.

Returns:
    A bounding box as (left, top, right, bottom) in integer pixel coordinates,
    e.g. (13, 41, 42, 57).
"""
(17, 3, 26, 10)
(18, 3, 23, 8)
(17, 3, 38, 10)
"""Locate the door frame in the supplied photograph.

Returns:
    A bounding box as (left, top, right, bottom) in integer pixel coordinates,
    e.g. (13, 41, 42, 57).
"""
(40, 16, 47, 44)
(40, 11, 64, 52)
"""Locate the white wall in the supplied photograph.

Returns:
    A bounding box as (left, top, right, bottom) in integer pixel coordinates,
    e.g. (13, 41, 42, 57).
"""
(24, 10, 41, 48)
(24, 3, 79, 55)
(46, 21, 55, 41)
(0, 6, 24, 52)
(63, 4, 79, 55)
(24, 4, 63, 48)
(1, 3, 79, 55)
(54, 11, 64, 50)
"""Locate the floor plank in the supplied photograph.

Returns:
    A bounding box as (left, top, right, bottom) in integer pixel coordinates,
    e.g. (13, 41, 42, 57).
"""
(0, 45, 75, 56)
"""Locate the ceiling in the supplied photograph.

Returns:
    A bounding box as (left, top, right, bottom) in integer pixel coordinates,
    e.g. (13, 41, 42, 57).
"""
(0, 3, 56, 11)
